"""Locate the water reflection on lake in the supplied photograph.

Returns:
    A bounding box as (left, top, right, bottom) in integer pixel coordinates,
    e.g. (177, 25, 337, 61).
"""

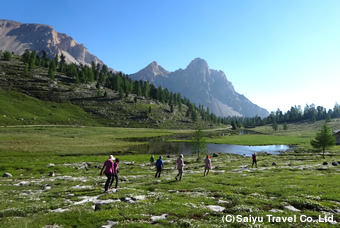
(128, 141, 292, 157)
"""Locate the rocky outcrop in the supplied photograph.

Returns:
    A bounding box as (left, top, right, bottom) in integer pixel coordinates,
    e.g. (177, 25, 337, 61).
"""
(129, 58, 269, 118)
(0, 19, 105, 67)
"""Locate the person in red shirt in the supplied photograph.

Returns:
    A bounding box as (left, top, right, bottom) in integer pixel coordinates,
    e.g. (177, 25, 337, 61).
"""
(100, 155, 114, 192)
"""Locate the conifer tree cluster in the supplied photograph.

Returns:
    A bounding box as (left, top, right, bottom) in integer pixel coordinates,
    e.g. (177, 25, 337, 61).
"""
(231, 103, 340, 128)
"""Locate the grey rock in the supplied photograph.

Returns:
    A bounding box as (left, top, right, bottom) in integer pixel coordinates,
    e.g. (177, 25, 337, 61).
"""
(18, 181, 30, 186)
(100, 220, 119, 228)
(120, 197, 136, 204)
(151, 214, 167, 222)
(217, 199, 231, 204)
(284, 205, 301, 212)
(207, 205, 225, 212)
(3, 172, 12, 177)
(42, 186, 51, 190)
(269, 209, 284, 213)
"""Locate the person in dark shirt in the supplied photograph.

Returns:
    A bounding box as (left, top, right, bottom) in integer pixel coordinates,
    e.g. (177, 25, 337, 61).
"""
(155, 156, 164, 178)
(252, 153, 257, 168)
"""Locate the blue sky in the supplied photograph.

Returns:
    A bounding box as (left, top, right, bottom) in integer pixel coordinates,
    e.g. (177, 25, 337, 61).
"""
(2, 0, 340, 113)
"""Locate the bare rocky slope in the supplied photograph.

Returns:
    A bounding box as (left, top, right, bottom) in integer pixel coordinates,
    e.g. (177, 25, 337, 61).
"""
(129, 58, 269, 118)
(0, 19, 104, 67)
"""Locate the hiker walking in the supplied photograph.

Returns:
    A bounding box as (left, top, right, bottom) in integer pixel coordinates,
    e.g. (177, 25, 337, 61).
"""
(100, 155, 115, 192)
(204, 155, 211, 176)
(112, 158, 120, 189)
(175, 154, 184, 181)
(155, 156, 164, 178)
(252, 153, 257, 168)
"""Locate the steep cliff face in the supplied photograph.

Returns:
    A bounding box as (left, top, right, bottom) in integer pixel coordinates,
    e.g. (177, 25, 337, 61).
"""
(129, 58, 269, 118)
(0, 19, 104, 67)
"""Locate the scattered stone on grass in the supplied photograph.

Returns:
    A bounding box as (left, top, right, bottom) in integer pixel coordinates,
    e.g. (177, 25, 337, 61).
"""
(131, 195, 147, 201)
(333, 209, 340, 214)
(74, 195, 101, 205)
(42, 186, 51, 191)
(48, 163, 55, 167)
(100, 220, 119, 228)
(3, 172, 12, 177)
(284, 205, 301, 212)
(50, 208, 70, 213)
(217, 199, 232, 204)
(71, 185, 93, 189)
(151, 214, 167, 222)
(49, 171, 55, 177)
(207, 205, 225, 212)
(269, 209, 284, 213)
(13, 181, 30, 186)
(231, 168, 250, 172)
(120, 197, 137, 204)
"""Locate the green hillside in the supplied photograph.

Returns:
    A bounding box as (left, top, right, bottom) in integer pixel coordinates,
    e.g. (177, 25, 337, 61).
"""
(0, 52, 226, 129)
(0, 90, 99, 126)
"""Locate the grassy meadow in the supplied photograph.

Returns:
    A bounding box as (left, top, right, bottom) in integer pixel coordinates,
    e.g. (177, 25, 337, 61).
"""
(0, 120, 339, 227)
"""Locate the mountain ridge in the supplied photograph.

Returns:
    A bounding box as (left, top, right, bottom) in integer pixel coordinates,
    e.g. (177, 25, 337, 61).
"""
(130, 58, 269, 118)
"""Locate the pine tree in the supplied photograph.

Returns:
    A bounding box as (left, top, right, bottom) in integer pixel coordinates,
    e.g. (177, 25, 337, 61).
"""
(310, 123, 336, 159)
(191, 124, 207, 160)
(272, 121, 278, 132)
(48, 61, 56, 81)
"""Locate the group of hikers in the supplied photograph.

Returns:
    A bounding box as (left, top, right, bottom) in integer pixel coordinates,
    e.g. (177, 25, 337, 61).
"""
(100, 152, 257, 192)
(150, 154, 212, 180)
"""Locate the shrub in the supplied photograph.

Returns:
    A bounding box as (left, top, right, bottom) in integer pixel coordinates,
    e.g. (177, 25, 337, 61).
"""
(3, 51, 12, 61)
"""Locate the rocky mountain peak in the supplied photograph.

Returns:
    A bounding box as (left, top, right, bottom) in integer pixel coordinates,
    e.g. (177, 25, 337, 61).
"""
(186, 58, 210, 74)
(129, 58, 269, 118)
(133, 61, 169, 83)
(0, 19, 105, 68)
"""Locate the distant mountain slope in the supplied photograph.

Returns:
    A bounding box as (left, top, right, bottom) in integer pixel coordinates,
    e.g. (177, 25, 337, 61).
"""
(0, 19, 105, 67)
(129, 58, 269, 118)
